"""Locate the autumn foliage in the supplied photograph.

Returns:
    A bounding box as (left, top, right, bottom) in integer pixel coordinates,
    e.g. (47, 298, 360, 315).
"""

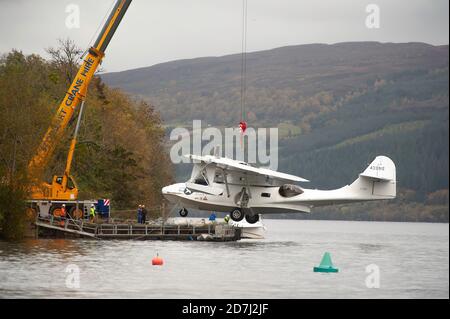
(0, 41, 172, 239)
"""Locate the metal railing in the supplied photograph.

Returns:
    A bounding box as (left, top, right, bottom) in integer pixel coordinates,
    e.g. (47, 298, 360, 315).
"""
(35, 215, 238, 240)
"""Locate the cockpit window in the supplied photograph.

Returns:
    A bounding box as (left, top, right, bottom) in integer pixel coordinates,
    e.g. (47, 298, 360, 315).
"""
(214, 170, 224, 184)
(279, 184, 304, 197)
(194, 175, 208, 186)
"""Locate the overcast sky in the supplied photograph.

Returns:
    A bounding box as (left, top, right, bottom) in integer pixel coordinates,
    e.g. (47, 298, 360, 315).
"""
(1, 0, 448, 72)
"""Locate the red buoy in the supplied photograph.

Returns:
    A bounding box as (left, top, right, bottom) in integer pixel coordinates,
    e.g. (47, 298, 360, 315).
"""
(152, 253, 164, 266)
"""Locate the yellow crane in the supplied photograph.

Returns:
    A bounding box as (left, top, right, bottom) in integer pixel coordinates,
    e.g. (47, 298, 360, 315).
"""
(28, 0, 132, 218)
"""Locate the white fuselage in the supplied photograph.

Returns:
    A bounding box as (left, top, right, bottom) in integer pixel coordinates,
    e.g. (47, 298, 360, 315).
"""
(162, 155, 396, 216)
(162, 179, 391, 215)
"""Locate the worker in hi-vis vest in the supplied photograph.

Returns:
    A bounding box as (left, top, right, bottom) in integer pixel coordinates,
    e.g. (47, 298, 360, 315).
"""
(90, 204, 96, 222)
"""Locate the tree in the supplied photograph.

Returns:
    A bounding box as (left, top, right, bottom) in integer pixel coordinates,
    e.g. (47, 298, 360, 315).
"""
(0, 41, 173, 239)
(46, 38, 82, 86)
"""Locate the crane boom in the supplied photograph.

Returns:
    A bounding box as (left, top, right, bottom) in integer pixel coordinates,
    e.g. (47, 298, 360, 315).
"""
(28, 0, 132, 176)
(28, 0, 132, 200)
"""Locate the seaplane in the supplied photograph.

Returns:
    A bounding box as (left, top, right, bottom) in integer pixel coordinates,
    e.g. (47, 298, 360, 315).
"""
(162, 153, 396, 224)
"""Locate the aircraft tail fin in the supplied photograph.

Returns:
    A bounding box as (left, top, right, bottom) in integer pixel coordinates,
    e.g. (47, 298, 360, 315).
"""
(349, 156, 396, 199)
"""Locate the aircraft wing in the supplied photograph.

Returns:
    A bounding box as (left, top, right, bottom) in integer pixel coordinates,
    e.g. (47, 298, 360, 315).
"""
(185, 154, 309, 183)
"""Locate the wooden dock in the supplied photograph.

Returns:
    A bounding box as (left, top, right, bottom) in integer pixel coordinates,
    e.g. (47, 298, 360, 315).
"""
(34, 216, 241, 241)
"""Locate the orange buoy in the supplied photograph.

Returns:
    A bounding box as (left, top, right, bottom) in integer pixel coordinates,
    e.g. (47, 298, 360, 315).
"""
(152, 253, 164, 266)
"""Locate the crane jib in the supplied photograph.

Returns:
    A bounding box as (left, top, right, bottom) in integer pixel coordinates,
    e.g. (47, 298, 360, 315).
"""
(65, 79, 83, 107)
(81, 57, 94, 77)
(65, 56, 95, 107)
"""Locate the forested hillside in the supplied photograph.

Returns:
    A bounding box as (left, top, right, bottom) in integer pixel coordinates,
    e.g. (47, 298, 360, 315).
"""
(103, 42, 449, 222)
(0, 42, 172, 238)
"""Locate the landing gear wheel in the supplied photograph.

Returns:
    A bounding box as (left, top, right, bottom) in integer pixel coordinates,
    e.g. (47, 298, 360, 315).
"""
(230, 208, 244, 222)
(179, 208, 188, 217)
(245, 214, 260, 224)
(50, 206, 64, 218)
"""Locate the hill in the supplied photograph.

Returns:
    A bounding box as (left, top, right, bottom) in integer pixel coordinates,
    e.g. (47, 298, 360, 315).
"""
(102, 42, 449, 222)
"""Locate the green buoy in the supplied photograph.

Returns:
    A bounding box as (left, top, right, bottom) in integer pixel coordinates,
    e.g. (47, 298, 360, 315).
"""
(313, 252, 339, 273)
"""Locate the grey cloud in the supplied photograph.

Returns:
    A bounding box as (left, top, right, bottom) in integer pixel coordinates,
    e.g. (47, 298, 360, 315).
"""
(0, 0, 448, 72)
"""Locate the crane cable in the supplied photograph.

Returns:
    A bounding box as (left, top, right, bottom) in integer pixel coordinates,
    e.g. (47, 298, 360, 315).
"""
(80, 0, 117, 63)
(239, 0, 248, 134)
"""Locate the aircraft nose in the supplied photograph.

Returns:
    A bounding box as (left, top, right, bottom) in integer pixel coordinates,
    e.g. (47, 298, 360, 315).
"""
(162, 183, 186, 195)
(161, 186, 169, 194)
